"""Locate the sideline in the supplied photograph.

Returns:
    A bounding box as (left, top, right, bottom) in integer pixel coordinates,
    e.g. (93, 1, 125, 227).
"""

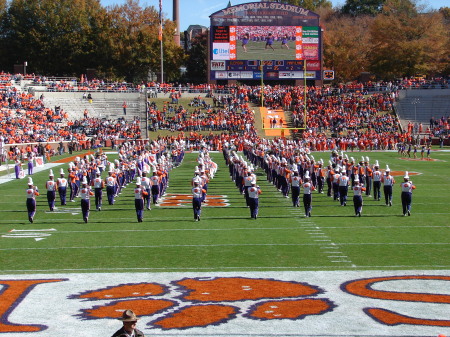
(0, 163, 61, 184)
(0, 151, 94, 185)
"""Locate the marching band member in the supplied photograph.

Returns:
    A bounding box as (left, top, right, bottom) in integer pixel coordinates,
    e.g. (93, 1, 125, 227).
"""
(364, 157, 373, 197)
(68, 164, 79, 202)
(382, 165, 395, 206)
(316, 159, 325, 194)
(192, 180, 206, 221)
(248, 181, 262, 219)
(326, 161, 334, 197)
(26, 177, 39, 223)
(45, 169, 57, 211)
(105, 165, 118, 205)
(57, 168, 68, 205)
(92, 169, 104, 211)
(134, 177, 148, 222)
(302, 171, 315, 217)
(332, 166, 341, 201)
(290, 169, 302, 207)
(243, 169, 255, 206)
(141, 171, 152, 210)
(372, 161, 382, 201)
(352, 176, 366, 217)
(401, 171, 416, 216)
(80, 177, 94, 223)
(338, 170, 350, 206)
(150, 169, 161, 204)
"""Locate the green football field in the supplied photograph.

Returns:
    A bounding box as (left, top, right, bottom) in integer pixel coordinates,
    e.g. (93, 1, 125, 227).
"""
(236, 40, 297, 61)
(0, 150, 449, 274)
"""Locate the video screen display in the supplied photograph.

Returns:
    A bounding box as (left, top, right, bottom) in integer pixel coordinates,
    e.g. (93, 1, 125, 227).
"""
(210, 25, 321, 80)
(211, 25, 319, 61)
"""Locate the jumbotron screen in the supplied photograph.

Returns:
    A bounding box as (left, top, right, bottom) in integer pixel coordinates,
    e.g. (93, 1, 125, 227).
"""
(209, 2, 322, 80)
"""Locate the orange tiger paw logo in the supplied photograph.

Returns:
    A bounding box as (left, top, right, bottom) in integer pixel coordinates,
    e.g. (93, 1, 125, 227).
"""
(157, 194, 229, 207)
(72, 277, 335, 330)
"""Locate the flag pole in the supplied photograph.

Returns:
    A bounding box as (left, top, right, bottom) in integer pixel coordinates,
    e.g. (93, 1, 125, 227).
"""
(159, 0, 164, 83)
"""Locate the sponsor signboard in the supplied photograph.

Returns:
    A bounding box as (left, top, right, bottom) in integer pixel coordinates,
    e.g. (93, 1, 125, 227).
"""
(211, 61, 226, 70)
(240, 71, 254, 79)
(212, 43, 231, 60)
(214, 71, 227, 79)
(227, 72, 241, 79)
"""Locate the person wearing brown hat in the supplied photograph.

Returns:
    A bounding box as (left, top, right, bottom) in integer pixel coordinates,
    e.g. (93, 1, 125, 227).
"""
(111, 310, 145, 337)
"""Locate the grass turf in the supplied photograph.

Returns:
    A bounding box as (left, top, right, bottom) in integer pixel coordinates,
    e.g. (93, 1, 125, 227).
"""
(0, 150, 448, 274)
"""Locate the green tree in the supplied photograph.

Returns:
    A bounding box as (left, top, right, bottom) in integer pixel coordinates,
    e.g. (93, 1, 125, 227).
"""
(321, 8, 372, 81)
(105, 0, 184, 83)
(185, 31, 208, 84)
(0, 0, 109, 76)
(439, 7, 450, 20)
(341, 0, 386, 16)
(369, 0, 448, 79)
(438, 7, 450, 76)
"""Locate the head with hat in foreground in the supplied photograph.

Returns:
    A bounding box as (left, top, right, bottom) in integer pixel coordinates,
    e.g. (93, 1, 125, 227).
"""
(119, 309, 139, 322)
(114, 309, 142, 336)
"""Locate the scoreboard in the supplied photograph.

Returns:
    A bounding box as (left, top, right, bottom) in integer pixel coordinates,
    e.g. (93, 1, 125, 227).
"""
(210, 60, 321, 80)
(209, 4, 322, 81)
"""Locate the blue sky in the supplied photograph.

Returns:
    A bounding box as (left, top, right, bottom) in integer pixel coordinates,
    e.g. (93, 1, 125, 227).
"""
(101, 0, 449, 31)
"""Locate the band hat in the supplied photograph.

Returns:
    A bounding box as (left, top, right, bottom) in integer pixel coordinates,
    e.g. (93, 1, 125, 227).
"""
(354, 175, 359, 182)
(404, 171, 409, 179)
(60, 168, 65, 175)
(118, 309, 140, 322)
(136, 177, 141, 185)
(28, 177, 33, 185)
(82, 177, 88, 185)
(375, 160, 379, 167)
(49, 169, 54, 176)
(385, 165, 390, 172)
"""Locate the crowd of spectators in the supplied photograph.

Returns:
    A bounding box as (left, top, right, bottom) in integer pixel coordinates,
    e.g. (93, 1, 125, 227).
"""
(147, 97, 255, 134)
(1, 71, 449, 162)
